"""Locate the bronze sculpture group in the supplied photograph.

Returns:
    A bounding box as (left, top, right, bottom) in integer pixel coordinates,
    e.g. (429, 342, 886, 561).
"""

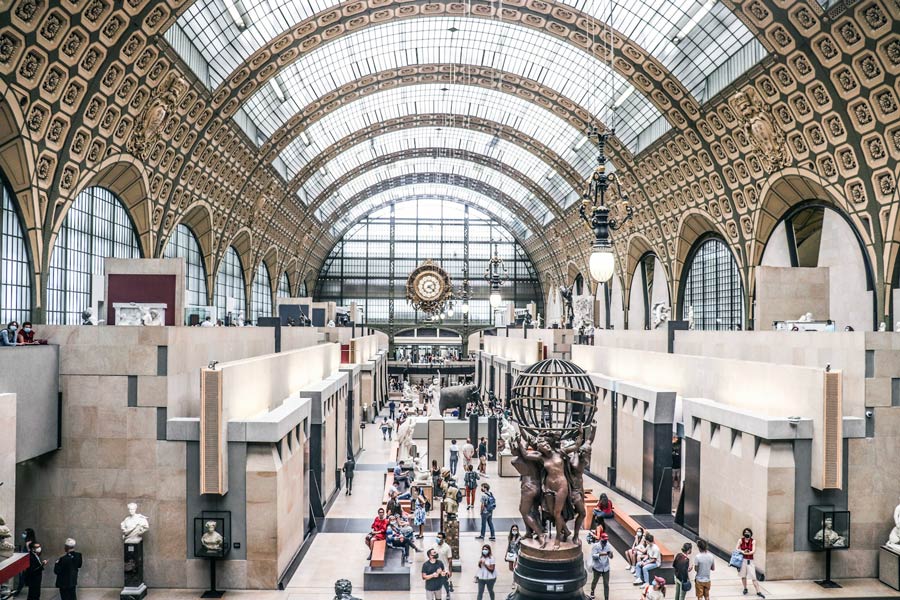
(510, 423, 595, 550)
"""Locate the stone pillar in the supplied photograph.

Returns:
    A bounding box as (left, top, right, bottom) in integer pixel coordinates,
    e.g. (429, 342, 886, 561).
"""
(487, 415, 498, 462)
(428, 418, 445, 470)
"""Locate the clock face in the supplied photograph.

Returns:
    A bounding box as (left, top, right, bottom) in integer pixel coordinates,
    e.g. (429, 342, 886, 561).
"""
(406, 260, 453, 315)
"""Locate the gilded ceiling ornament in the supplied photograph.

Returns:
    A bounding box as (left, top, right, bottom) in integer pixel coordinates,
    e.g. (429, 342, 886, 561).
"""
(730, 89, 787, 174)
(406, 260, 453, 316)
(128, 72, 188, 161)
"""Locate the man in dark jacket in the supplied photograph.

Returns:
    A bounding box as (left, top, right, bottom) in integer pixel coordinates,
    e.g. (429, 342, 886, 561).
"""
(24, 541, 47, 599)
(53, 538, 82, 600)
(343, 456, 355, 495)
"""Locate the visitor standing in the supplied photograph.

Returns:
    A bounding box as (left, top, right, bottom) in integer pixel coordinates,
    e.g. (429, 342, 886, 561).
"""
(464, 465, 480, 509)
(588, 532, 613, 600)
(53, 538, 82, 600)
(673, 542, 693, 600)
(477, 437, 488, 474)
(14, 528, 36, 596)
(23, 541, 46, 600)
(431, 460, 443, 498)
(448, 439, 459, 475)
(381, 417, 391, 441)
(430, 532, 454, 599)
(342, 456, 355, 495)
(475, 544, 497, 600)
(462, 438, 476, 469)
(737, 528, 765, 598)
(476, 483, 496, 541)
(422, 549, 448, 600)
(505, 525, 521, 573)
(389, 399, 397, 420)
(693, 538, 715, 600)
(413, 488, 427, 539)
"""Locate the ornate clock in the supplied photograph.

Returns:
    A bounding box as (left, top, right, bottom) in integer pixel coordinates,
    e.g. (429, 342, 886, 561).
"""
(406, 260, 453, 315)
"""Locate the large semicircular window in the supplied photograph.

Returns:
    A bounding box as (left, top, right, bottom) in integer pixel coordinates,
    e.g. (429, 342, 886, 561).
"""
(683, 237, 744, 331)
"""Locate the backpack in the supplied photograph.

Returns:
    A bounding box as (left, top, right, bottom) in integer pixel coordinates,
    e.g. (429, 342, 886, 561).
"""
(465, 471, 478, 488)
(484, 492, 496, 512)
(456, 489, 463, 503)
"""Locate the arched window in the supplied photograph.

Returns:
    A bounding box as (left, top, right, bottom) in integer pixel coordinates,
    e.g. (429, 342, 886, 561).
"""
(48, 186, 141, 324)
(0, 175, 31, 324)
(278, 272, 291, 297)
(299, 281, 308, 297)
(215, 247, 246, 322)
(163, 224, 208, 308)
(250, 263, 273, 322)
(683, 238, 744, 330)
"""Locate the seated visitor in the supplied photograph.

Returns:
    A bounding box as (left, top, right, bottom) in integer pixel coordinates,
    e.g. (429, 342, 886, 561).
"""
(0, 321, 19, 347)
(625, 527, 647, 574)
(386, 515, 421, 562)
(634, 533, 661, 586)
(364, 508, 389, 560)
(386, 491, 407, 518)
(394, 460, 410, 490)
(590, 493, 615, 531)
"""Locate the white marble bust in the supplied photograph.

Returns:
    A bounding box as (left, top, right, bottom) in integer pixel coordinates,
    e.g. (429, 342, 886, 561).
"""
(121, 502, 150, 544)
(887, 499, 900, 553)
(201, 520, 224, 553)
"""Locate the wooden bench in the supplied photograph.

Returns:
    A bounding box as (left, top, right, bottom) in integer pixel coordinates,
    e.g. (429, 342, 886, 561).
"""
(370, 539, 387, 568)
(613, 511, 675, 563)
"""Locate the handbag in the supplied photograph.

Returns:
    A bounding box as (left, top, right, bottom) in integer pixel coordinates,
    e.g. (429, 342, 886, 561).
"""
(729, 550, 744, 569)
(505, 551, 516, 562)
(682, 580, 692, 592)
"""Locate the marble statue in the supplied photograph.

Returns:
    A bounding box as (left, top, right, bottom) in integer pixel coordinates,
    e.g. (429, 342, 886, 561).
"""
(687, 305, 695, 330)
(573, 294, 594, 331)
(499, 416, 518, 455)
(200, 520, 224, 553)
(140, 307, 163, 327)
(327, 319, 336, 327)
(895, 322, 900, 333)
(535, 313, 543, 328)
(396, 417, 414, 460)
(813, 516, 846, 548)
(402, 381, 412, 403)
(442, 481, 459, 521)
(121, 503, 150, 544)
(0, 516, 13, 559)
(332, 578, 361, 600)
(412, 457, 431, 486)
(880, 322, 888, 332)
(652, 303, 671, 329)
(887, 499, 900, 553)
(81, 307, 97, 326)
(427, 377, 441, 417)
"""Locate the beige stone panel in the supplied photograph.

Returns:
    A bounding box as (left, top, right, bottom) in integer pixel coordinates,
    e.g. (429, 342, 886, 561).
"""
(137, 375, 169, 407)
(246, 445, 279, 586)
(96, 438, 129, 468)
(614, 397, 643, 500)
(126, 406, 158, 439)
(97, 406, 128, 438)
(126, 438, 159, 470)
(145, 558, 188, 588)
(756, 266, 829, 328)
(156, 439, 186, 468)
(277, 430, 306, 577)
(247, 559, 277, 589)
(65, 405, 99, 439)
(323, 399, 336, 498)
(589, 388, 613, 479)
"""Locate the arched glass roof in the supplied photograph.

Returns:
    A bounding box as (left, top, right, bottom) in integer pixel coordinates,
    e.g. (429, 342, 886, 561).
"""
(314, 157, 552, 223)
(299, 126, 580, 209)
(331, 185, 535, 238)
(241, 18, 658, 150)
(171, 0, 759, 104)
(279, 83, 590, 185)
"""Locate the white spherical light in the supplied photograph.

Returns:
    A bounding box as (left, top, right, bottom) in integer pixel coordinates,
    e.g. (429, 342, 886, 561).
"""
(489, 291, 502, 308)
(589, 247, 615, 283)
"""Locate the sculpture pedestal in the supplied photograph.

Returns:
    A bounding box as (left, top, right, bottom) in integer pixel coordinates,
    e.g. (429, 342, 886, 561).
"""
(499, 453, 517, 477)
(120, 542, 147, 600)
(880, 546, 900, 591)
(511, 539, 587, 599)
(445, 519, 461, 572)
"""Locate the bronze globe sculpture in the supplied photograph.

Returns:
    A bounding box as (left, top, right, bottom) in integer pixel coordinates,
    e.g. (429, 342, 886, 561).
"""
(508, 358, 599, 600)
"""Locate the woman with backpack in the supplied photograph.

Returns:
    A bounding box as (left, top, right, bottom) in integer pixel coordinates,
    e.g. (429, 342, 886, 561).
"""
(464, 464, 480, 509)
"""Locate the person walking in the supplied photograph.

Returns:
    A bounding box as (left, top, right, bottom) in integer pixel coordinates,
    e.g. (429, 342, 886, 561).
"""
(475, 544, 497, 600)
(380, 417, 391, 441)
(477, 437, 488, 474)
(673, 542, 692, 600)
(464, 465, 480, 509)
(53, 538, 82, 600)
(475, 483, 496, 541)
(342, 456, 355, 495)
(462, 438, 476, 469)
(422, 549, 448, 600)
(588, 532, 613, 600)
(431, 532, 454, 599)
(505, 525, 522, 573)
(737, 528, 765, 598)
(23, 541, 46, 600)
(386, 417, 395, 441)
(448, 439, 459, 476)
(693, 538, 715, 600)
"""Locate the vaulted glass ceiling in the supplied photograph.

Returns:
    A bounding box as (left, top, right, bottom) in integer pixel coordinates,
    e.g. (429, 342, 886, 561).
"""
(280, 83, 590, 189)
(173, 0, 759, 103)
(314, 157, 552, 224)
(298, 127, 580, 210)
(241, 18, 658, 151)
(331, 186, 535, 239)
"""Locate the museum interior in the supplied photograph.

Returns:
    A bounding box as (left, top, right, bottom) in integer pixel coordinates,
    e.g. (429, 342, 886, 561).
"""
(1, 0, 900, 598)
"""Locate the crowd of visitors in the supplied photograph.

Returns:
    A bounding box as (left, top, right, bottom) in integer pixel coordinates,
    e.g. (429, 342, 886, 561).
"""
(6, 530, 83, 600)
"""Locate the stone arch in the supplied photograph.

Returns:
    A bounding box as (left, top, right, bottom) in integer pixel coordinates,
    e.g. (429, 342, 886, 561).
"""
(259, 244, 280, 297)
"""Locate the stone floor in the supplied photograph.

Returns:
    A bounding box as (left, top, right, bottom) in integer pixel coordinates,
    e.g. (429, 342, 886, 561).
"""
(56, 413, 900, 599)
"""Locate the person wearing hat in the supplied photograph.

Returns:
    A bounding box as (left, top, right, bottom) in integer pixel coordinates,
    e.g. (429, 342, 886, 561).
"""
(641, 576, 667, 600)
(589, 531, 614, 600)
(53, 538, 82, 600)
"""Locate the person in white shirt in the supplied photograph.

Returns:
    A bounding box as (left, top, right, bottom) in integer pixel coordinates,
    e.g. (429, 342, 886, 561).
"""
(634, 533, 661, 585)
(448, 440, 460, 475)
(200, 316, 214, 327)
(476, 544, 497, 600)
(430, 531, 454, 598)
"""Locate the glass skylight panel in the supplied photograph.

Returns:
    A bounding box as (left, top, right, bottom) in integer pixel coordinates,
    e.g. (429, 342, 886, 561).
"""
(331, 185, 532, 239)
(278, 83, 595, 184)
(315, 157, 550, 222)
(244, 18, 657, 148)
(296, 126, 577, 208)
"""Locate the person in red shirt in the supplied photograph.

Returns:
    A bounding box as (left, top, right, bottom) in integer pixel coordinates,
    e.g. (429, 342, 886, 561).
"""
(365, 508, 389, 559)
(737, 527, 764, 598)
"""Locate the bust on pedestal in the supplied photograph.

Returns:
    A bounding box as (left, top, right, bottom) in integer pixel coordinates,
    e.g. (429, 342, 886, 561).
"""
(120, 502, 150, 600)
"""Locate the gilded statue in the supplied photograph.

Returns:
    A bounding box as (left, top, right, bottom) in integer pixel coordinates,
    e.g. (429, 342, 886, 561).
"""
(730, 88, 787, 173)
